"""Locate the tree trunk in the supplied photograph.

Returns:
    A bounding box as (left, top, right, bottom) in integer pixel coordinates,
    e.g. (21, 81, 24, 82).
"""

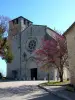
(59, 72, 63, 82)
(47, 73, 50, 83)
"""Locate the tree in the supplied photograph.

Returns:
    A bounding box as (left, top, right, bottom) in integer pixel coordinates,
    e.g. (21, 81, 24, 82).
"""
(0, 73, 3, 79)
(35, 34, 67, 82)
(0, 15, 13, 63)
(54, 35, 68, 82)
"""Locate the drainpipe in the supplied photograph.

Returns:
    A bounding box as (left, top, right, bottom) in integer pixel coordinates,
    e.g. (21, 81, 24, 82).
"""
(19, 19, 22, 80)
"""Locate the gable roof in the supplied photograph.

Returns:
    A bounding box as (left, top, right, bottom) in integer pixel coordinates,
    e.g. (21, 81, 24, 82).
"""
(63, 22, 75, 36)
(33, 24, 60, 35)
(10, 16, 33, 23)
(47, 27, 60, 35)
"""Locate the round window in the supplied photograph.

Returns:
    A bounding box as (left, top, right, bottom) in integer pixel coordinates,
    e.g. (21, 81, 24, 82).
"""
(28, 40, 36, 51)
(26, 37, 37, 53)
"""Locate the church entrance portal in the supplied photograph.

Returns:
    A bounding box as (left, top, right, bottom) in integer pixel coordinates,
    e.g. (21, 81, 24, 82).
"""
(31, 68, 37, 80)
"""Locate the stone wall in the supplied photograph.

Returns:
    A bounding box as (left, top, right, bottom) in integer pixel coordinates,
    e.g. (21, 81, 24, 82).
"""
(64, 24, 75, 85)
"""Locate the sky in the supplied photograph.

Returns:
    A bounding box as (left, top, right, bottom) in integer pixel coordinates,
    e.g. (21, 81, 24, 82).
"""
(0, 0, 75, 76)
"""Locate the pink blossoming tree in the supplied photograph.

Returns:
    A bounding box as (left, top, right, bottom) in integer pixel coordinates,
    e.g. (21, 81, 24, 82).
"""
(35, 34, 68, 82)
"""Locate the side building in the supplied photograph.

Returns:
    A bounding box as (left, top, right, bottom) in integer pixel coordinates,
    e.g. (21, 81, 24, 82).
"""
(64, 22, 75, 85)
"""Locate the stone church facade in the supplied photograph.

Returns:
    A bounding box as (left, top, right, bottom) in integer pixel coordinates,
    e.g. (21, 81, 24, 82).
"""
(7, 16, 68, 80)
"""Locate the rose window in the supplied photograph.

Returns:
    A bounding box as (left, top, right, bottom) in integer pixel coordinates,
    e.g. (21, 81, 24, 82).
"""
(28, 40, 36, 51)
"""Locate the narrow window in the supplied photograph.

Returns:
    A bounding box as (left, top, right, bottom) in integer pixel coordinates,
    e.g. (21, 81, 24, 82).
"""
(24, 19, 26, 24)
(27, 21, 29, 26)
(12, 19, 18, 24)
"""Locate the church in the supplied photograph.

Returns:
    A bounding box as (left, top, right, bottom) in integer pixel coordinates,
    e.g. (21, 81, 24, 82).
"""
(7, 16, 68, 80)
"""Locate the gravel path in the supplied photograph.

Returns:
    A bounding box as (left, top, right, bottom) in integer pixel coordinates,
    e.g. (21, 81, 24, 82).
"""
(0, 81, 46, 99)
(0, 81, 47, 88)
(0, 85, 40, 98)
(0, 81, 65, 100)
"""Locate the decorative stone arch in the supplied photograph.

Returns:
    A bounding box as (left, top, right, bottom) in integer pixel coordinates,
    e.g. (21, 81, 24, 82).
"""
(25, 57, 38, 80)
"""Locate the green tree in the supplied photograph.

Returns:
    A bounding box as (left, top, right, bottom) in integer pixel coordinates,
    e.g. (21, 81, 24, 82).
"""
(0, 15, 13, 63)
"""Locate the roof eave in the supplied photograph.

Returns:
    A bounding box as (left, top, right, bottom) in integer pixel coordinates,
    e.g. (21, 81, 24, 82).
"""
(63, 22, 75, 36)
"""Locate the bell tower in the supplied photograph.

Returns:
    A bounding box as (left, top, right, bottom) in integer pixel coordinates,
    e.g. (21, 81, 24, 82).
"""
(7, 16, 33, 79)
(8, 16, 33, 38)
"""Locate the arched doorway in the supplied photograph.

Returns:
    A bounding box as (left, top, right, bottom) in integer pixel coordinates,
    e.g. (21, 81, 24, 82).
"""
(26, 57, 38, 80)
(31, 68, 37, 80)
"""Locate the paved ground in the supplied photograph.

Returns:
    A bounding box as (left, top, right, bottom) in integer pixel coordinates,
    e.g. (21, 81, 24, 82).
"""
(0, 81, 47, 88)
(44, 86, 66, 92)
(0, 81, 65, 100)
(42, 85, 73, 100)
